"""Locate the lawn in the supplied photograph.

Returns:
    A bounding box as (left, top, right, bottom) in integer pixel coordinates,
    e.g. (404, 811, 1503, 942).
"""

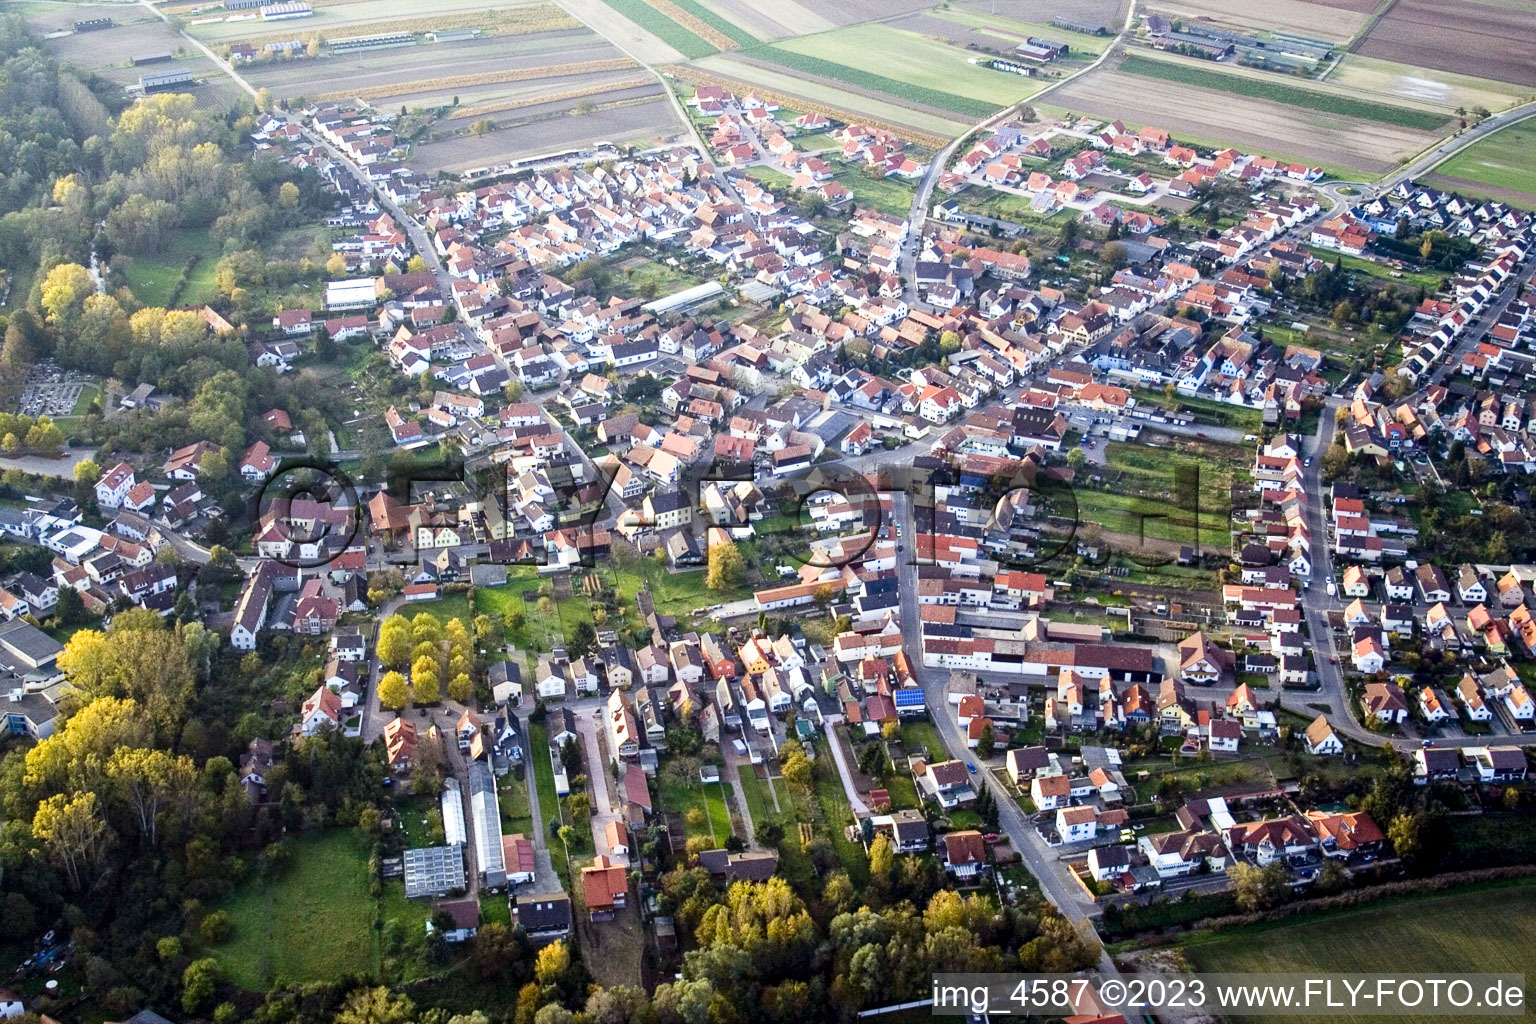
(1436, 123, 1536, 201)
(608, 258, 704, 301)
(702, 773, 735, 838)
(407, 592, 473, 624)
(831, 168, 918, 217)
(815, 766, 869, 886)
(120, 228, 224, 308)
(1118, 55, 1450, 132)
(898, 720, 952, 763)
(1183, 879, 1536, 1024)
(607, 544, 752, 617)
(1069, 440, 1235, 546)
(737, 764, 774, 822)
(765, 25, 1040, 108)
(744, 42, 1004, 119)
(499, 770, 534, 838)
(595, 0, 715, 58)
(527, 721, 565, 882)
(1304, 246, 1448, 290)
(213, 830, 380, 989)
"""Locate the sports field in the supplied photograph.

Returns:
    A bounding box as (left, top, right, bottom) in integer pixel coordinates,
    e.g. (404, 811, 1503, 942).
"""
(1184, 880, 1536, 1024)
(1435, 123, 1536, 199)
(763, 24, 1042, 109)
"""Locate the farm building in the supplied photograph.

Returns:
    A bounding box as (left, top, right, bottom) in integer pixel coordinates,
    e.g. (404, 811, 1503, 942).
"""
(141, 69, 194, 92)
(225, 0, 266, 8)
(428, 28, 482, 43)
(74, 18, 114, 32)
(642, 281, 726, 317)
(261, 2, 314, 20)
(1015, 37, 1069, 61)
(1052, 16, 1107, 34)
(403, 845, 466, 899)
(330, 32, 416, 54)
(326, 277, 379, 310)
(130, 52, 172, 66)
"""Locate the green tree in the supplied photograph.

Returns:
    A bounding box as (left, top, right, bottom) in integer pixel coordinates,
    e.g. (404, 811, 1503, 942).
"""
(377, 670, 409, 710)
(706, 538, 744, 592)
(181, 958, 219, 1014)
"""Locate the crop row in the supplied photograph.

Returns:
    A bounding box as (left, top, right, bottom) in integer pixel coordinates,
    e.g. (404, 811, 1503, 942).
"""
(595, 0, 716, 59)
(746, 45, 1000, 120)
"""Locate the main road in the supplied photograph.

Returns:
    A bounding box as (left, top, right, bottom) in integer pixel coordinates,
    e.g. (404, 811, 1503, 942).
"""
(891, 491, 1122, 975)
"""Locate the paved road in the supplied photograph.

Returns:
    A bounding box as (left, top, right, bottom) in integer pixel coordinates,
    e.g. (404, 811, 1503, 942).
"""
(822, 715, 870, 815)
(516, 706, 562, 889)
(893, 491, 1120, 975)
(898, 0, 1142, 308)
(114, 509, 212, 565)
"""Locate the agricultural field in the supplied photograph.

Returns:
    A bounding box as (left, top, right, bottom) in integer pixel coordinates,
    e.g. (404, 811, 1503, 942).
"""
(1355, 0, 1536, 89)
(43, 11, 224, 96)
(685, 54, 971, 142)
(957, 0, 1127, 31)
(1431, 122, 1536, 207)
(760, 24, 1044, 110)
(410, 95, 679, 172)
(1117, 55, 1450, 131)
(687, 0, 831, 41)
(1048, 58, 1445, 175)
(182, 0, 570, 45)
(1144, 0, 1368, 43)
(919, 7, 1114, 57)
(1326, 55, 1528, 116)
(590, 0, 716, 59)
(1184, 880, 1536, 1024)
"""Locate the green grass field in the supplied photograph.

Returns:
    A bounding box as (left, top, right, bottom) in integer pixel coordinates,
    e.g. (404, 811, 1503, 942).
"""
(595, 0, 715, 58)
(214, 831, 380, 989)
(1436, 123, 1536, 199)
(121, 228, 223, 308)
(1184, 880, 1536, 1024)
(814, 766, 869, 885)
(737, 764, 774, 823)
(745, 43, 1002, 119)
(1119, 56, 1450, 131)
(1305, 246, 1449, 290)
(764, 25, 1039, 108)
(832, 168, 918, 216)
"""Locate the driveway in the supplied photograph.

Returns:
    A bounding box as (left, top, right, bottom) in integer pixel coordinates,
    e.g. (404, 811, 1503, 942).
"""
(575, 705, 627, 866)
